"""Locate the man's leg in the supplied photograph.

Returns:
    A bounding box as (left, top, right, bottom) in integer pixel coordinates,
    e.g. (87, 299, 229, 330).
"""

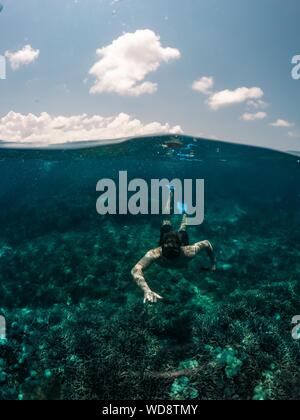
(178, 214, 189, 245)
(179, 213, 187, 231)
(159, 188, 174, 245)
(162, 187, 174, 227)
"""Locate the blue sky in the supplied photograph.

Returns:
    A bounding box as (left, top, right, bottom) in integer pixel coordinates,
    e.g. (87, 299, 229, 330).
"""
(0, 0, 299, 150)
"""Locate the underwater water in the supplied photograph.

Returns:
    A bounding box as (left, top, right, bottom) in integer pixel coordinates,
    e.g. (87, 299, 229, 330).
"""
(0, 135, 299, 400)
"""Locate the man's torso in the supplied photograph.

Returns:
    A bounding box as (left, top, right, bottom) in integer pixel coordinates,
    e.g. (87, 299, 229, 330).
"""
(152, 246, 197, 269)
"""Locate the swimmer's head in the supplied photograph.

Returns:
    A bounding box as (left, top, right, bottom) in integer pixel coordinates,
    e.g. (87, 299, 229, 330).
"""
(161, 231, 182, 260)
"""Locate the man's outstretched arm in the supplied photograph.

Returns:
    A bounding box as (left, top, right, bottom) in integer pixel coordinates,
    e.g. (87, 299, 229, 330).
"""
(131, 248, 163, 303)
(185, 240, 216, 271)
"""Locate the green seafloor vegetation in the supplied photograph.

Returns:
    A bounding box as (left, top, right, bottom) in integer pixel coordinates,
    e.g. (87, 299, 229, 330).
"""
(0, 135, 299, 400)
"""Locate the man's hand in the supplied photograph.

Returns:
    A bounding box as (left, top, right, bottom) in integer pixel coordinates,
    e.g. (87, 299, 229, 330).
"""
(143, 290, 163, 304)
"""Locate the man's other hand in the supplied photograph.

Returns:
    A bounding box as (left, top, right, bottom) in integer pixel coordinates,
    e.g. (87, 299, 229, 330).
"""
(143, 290, 163, 304)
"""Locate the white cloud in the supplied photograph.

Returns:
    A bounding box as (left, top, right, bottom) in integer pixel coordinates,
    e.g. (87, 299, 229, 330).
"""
(270, 119, 294, 128)
(192, 76, 214, 95)
(241, 112, 267, 121)
(288, 131, 300, 138)
(247, 99, 269, 109)
(0, 111, 183, 146)
(88, 29, 180, 96)
(5, 45, 40, 70)
(208, 87, 264, 110)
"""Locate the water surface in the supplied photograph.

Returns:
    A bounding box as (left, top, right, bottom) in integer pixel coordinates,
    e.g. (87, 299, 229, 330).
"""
(0, 135, 299, 400)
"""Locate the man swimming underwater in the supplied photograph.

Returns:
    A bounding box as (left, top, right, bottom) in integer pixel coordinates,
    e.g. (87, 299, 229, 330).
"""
(131, 189, 216, 304)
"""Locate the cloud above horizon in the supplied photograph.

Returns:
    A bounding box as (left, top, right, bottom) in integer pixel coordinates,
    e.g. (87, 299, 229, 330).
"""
(270, 119, 294, 128)
(247, 99, 269, 109)
(89, 29, 181, 96)
(288, 131, 300, 138)
(5, 45, 40, 70)
(192, 76, 214, 95)
(241, 111, 267, 121)
(192, 76, 265, 111)
(208, 87, 264, 111)
(0, 111, 183, 146)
